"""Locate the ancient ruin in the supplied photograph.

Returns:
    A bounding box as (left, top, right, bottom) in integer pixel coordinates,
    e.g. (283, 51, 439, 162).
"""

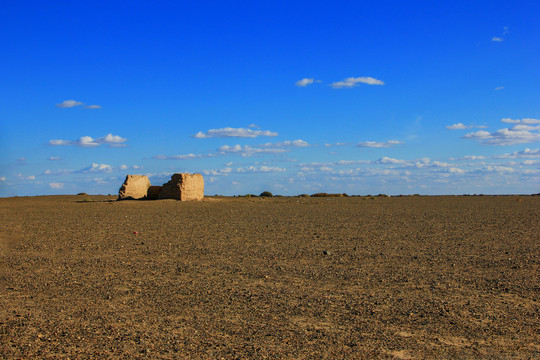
(159, 173, 205, 201)
(117, 173, 204, 201)
(118, 175, 151, 200)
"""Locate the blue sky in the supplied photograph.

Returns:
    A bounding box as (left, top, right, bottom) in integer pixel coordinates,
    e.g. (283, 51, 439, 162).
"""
(1, 1, 539, 196)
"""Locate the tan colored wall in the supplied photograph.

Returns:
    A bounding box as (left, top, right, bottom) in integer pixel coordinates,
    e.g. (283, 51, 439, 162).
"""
(159, 173, 204, 201)
(118, 175, 151, 200)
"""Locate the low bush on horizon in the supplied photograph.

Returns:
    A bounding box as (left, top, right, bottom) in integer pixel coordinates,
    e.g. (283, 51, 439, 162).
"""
(311, 193, 348, 197)
(259, 191, 274, 197)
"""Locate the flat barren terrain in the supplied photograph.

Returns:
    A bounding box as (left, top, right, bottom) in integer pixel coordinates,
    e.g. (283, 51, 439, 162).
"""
(1, 195, 539, 359)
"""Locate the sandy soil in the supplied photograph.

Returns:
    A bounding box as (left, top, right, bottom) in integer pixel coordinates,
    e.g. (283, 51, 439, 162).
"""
(1, 195, 538, 359)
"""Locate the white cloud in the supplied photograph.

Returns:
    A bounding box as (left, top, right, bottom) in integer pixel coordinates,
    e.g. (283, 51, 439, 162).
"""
(295, 78, 320, 87)
(16, 173, 36, 180)
(48, 156, 61, 161)
(99, 133, 127, 146)
(446, 123, 487, 130)
(56, 100, 84, 108)
(258, 139, 310, 148)
(80, 163, 113, 173)
(202, 168, 232, 176)
(483, 165, 515, 173)
(217, 144, 287, 157)
(0, 177, 5, 181)
(491, 37, 504, 42)
(192, 127, 278, 138)
(49, 182, 64, 189)
(77, 136, 100, 147)
(356, 140, 402, 148)
(154, 139, 305, 160)
(331, 76, 385, 89)
(446, 123, 473, 130)
(496, 148, 540, 159)
(49, 133, 127, 147)
(17, 157, 27, 162)
(463, 118, 540, 145)
(495, 86, 504, 91)
(375, 157, 408, 165)
(460, 155, 486, 160)
(501, 118, 540, 125)
(236, 166, 286, 173)
(56, 100, 101, 109)
(447, 167, 466, 174)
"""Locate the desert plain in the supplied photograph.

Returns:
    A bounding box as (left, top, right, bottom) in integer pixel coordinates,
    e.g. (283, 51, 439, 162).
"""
(0, 194, 538, 359)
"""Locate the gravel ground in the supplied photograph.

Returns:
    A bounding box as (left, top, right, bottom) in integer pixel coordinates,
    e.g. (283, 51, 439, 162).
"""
(1, 195, 539, 359)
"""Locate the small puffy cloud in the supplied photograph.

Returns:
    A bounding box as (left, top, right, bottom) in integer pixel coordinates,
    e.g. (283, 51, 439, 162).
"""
(501, 118, 540, 125)
(17, 173, 35, 180)
(218, 144, 287, 157)
(56, 100, 101, 109)
(295, 78, 320, 87)
(495, 86, 504, 91)
(0, 177, 6, 181)
(258, 139, 310, 148)
(77, 136, 100, 147)
(49, 182, 64, 189)
(80, 163, 113, 173)
(193, 127, 278, 139)
(375, 157, 408, 165)
(356, 140, 402, 148)
(49, 133, 127, 147)
(496, 148, 540, 159)
(491, 37, 504, 42)
(44, 169, 73, 176)
(325, 142, 349, 147)
(460, 155, 486, 160)
(236, 166, 286, 173)
(331, 76, 385, 89)
(17, 157, 27, 162)
(153, 153, 210, 160)
(483, 165, 515, 173)
(446, 123, 486, 130)
(446, 123, 473, 130)
(202, 168, 232, 176)
(447, 167, 466, 174)
(48, 156, 61, 161)
(98, 133, 127, 147)
(463, 118, 540, 145)
(56, 100, 84, 108)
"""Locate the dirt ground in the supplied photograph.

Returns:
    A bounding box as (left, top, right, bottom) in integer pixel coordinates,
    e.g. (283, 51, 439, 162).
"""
(1, 195, 538, 359)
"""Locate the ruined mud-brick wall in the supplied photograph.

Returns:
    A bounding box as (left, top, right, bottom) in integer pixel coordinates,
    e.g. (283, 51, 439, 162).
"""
(118, 175, 151, 200)
(159, 173, 204, 201)
(117, 173, 204, 201)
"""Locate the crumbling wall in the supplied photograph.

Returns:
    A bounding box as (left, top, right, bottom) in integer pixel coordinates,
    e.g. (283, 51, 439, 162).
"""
(159, 173, 204, 201)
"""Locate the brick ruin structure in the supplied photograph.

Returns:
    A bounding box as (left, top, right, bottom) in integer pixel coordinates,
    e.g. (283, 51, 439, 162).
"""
(118, 173, 204, 201)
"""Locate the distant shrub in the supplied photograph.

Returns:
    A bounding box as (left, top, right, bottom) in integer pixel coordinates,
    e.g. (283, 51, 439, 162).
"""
(298, 194, 310, 197)
(311, 193, 344, 197)
(77, 192, 88, 196)
(260, 191, 273, 197)
(82, 197, 92, 202)
(378, 194, 389, 197)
